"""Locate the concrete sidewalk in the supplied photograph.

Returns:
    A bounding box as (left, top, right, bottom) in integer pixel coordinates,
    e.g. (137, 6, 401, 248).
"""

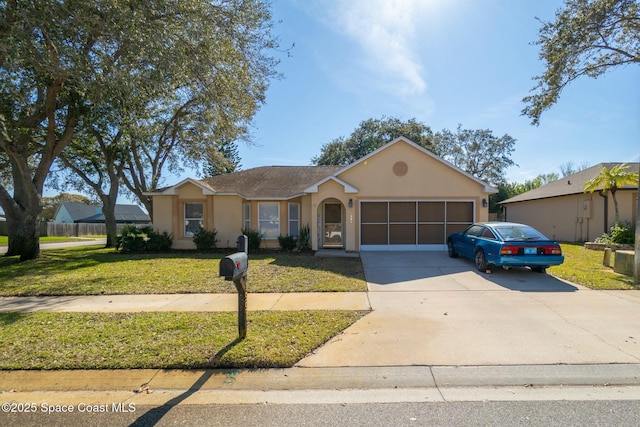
(0, 292, 371, 313)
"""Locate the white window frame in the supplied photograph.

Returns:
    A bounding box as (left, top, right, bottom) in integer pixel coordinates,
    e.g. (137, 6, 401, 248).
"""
(243, 203, 251, 231)
(258, 202, 280, 239)
(184, 202, 204, 237)
(288, 203, 300, 237)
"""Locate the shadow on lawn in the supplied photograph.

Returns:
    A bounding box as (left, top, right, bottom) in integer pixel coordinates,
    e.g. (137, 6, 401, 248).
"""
(264, 253, 365, 279)
(0, 312, 27, 326)
(0, 249, 223, 276)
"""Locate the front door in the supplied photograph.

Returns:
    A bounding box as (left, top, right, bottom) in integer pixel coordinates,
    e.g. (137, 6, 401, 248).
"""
(323, 203, 343, 248)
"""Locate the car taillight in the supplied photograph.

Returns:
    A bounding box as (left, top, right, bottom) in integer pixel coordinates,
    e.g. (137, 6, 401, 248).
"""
(500, 246, 519, 255)
(542, 246, 562, 255)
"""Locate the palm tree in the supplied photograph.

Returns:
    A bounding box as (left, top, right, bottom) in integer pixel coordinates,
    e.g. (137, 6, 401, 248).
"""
(584, 164, 639, 226)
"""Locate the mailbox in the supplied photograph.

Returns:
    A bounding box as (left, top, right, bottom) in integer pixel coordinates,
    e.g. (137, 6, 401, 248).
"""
(237, 234, 248, 253)
(219, 252, 248, 281)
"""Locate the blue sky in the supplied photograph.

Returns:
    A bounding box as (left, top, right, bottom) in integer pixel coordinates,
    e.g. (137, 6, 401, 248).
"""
(231, 0, 638, 183)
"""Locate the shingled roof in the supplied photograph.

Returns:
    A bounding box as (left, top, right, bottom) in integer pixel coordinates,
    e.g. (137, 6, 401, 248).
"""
(199, 166, 343, 199)
(81, 205, 151, 223)
(501, 162, 639, 204)
(55, 202, 150, 223)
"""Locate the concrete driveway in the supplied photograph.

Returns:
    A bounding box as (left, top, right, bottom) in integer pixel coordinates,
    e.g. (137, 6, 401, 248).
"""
(297, 251, 640, 367)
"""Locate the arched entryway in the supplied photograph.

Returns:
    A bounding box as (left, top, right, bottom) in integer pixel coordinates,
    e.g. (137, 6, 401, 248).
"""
(319, 199, 345, 249)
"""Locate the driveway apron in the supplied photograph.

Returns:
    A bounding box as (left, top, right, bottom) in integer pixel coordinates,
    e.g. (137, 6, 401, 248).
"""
(296, 251, 640, 367)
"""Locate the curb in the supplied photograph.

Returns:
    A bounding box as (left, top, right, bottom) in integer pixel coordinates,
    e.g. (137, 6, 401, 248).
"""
(2, 364, 639, 393)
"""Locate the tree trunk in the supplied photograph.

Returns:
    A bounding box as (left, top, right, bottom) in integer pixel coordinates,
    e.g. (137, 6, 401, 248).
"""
(102, 196, 118, 248)
(610, 189, 620, 226)
(4, 199, 42, 260)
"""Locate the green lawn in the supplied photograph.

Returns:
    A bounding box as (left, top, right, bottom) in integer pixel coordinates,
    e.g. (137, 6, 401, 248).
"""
(0, 246, 369, 369)
(0, 310, 367, 369)
(548, 243, 635, 290)
(0, 246, 367, 296)
(0, 242, 634, 370)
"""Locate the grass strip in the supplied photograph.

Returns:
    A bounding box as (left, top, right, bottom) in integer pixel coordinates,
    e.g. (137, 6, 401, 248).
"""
(548, 243, 635, 290)
(0, 311, 368, 370)
(0, 247, 367, 296)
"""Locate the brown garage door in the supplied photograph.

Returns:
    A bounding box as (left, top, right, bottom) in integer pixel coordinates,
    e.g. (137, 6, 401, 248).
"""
(360, 201, 474, 250)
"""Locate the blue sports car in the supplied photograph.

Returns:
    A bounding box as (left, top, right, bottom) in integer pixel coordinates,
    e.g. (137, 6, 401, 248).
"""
(447, 222, 564, 273)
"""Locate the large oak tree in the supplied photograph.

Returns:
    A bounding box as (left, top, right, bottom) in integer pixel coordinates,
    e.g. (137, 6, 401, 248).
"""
(1, 0, 279, 258)
(312, 117, 516, 186)
(522, 0, 640, 283)
(312, 117, 437, 166)
(434, 125, 516, 185)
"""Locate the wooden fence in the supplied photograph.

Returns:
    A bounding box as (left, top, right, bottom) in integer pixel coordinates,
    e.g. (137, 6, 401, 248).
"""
(0, 221, 149, 237)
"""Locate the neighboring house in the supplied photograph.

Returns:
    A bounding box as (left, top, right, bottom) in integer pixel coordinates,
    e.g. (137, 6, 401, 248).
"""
(149, 137, 497, 251)
(500, 162, 639, 242)
(53, 202, 150, 224)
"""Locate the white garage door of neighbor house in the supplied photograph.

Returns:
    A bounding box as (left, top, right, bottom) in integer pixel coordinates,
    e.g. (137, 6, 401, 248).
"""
(360, 201, 474, 251)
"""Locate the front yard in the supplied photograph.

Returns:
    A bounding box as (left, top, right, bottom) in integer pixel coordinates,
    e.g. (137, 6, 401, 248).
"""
(0, 242, 635, 370)
(548, 243, 636, 290)
(0, 246, 368, 369)
(0, 247, 367, 296)
(0, 311, 366, 370)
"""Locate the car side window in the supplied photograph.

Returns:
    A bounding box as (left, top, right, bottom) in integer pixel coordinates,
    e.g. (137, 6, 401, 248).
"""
(465, 225, 483, 237)
(480, 227, 496, 240)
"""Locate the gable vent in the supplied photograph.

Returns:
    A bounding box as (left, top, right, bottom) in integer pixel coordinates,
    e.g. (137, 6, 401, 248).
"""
(393, 161, 408, 177)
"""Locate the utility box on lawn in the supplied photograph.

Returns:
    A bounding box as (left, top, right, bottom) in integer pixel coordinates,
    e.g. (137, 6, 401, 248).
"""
(237, 234, 248, 253)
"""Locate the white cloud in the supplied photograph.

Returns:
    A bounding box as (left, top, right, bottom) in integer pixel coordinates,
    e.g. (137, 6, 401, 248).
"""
(308, 0, 433, 96)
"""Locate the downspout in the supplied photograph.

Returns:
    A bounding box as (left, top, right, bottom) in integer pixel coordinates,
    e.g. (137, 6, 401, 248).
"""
(598, 191, 608, 235)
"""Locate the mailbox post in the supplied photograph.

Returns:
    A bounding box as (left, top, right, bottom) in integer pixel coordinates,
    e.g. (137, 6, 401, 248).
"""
(219, 235, 249, 339)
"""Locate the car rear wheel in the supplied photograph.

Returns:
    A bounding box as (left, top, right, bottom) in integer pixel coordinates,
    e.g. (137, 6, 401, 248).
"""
(475, 249, 488, 272)
(447, 240, 458, 258)
(532, 266, 547, 273)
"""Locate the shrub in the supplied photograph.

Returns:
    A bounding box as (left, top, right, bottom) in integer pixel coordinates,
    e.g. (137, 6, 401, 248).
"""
(145, 229, 173, 251)
(595, 222, 635, 246)
(241, 228, 263, 251)
(192, 227, 218, 251)
(278, 235, 297, 251)
(117, 225, 172, 252)
(117, 224, 145, 252)
(608, 223, 635, 245)
(297, 224, 311, 250)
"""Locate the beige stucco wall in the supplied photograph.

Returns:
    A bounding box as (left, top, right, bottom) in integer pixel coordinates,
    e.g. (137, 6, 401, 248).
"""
(150, 182, 244, 250)
(339, 142, 486, 199)
(151, 195, 175, 236)
(612, 190, 637, 227)
(309, 141, 491, 251)
(503, 190, 637, 242)
(213, 195, 243, 248)
(152, 140, 494, 252)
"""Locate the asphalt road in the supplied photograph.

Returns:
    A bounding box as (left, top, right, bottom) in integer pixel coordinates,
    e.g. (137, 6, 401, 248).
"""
(0, 238, 107, 255)
(2, 400, 639, 427)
